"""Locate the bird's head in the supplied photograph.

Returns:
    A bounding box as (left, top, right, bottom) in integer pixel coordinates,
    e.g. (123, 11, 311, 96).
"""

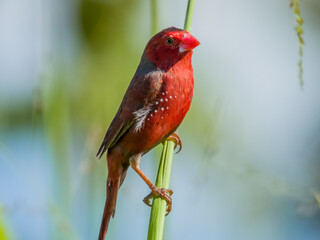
(145, 27, 200, 70)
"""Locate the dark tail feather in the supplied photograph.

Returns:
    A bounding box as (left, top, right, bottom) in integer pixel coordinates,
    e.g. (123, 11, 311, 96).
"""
(98, 176, 120, 240)
(98, 148, 129, 240)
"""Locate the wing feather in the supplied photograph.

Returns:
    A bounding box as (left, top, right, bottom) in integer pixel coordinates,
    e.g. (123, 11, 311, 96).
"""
(96, 113, 133, 158)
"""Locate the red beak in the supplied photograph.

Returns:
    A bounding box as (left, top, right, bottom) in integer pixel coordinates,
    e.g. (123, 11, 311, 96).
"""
(179, 33, 200, 53)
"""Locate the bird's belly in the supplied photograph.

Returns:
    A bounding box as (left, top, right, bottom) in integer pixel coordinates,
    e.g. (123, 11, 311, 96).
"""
(120, 84, 193, 155)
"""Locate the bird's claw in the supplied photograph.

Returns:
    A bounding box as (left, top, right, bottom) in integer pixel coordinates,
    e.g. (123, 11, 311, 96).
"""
(164, 131, 182, 153)
(143, 188, 173, 216)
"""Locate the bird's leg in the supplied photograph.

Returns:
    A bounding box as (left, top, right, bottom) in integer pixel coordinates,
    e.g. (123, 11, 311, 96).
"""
(129, 155, 173, 216)
(164, 130, 182, 153)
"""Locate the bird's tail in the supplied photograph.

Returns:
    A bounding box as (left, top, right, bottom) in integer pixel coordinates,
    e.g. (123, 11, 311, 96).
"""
(98, 151, 128, 240)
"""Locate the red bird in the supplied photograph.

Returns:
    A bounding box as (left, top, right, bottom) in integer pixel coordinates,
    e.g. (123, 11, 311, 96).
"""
(97, 27, 199, 240)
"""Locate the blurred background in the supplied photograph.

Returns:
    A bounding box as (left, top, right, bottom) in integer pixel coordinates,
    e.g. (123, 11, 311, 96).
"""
(1, 0, 320, 239)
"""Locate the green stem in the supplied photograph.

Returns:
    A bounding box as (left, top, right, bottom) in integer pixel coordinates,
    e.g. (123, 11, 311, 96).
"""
(147, 0, 196, 239)
(151, 0, 158, 36)
(184, 0, 196, 32)
(147, 141, 174, 240)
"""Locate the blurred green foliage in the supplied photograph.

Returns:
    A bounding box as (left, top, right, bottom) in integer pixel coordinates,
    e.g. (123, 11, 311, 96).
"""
(0, 206, 12, 240)
(2, 0, 320, 239)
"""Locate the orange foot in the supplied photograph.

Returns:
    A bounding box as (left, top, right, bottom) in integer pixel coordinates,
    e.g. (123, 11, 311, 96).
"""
(143, 187, 174, 216)
(165, 130, 182, 153)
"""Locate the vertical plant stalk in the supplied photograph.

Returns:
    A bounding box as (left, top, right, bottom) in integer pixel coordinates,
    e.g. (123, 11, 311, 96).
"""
(147, 0, 196, 239)
(291, 0, 304, 86)
(184, 0, 195, 32)
(147, 141, 174, 240)
(151, 0, 159, 36)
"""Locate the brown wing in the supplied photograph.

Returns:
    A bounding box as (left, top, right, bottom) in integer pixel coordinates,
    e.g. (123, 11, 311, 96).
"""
(96, 53, 161, 159)
(96, 108, 134, 159)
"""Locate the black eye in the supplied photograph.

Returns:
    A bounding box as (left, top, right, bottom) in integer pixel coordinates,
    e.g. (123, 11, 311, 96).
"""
(165, 37, 175, 46)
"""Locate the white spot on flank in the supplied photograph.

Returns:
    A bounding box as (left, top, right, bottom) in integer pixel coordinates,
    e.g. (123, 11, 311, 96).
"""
(165, 91, 168, 94)
(166, 107, 169, 110)
(162, 92, 165, 95)
(155, 110, 158, 113)
(133, 104, 152, 132)
(155, 101, 159, 105)
(161, 116, 163, 119)
(160, 99, 163, 102)
(147, 118, 150, 121)
(174, 95, 177, 98)
(150, 114, 153, 117)
(169, 96, 172, 99)
(165, 98, 168, 102)
(161, 107, 164, 111)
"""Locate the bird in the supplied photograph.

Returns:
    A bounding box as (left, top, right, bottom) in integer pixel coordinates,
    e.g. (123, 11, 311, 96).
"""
(96, 26, 199, 240)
